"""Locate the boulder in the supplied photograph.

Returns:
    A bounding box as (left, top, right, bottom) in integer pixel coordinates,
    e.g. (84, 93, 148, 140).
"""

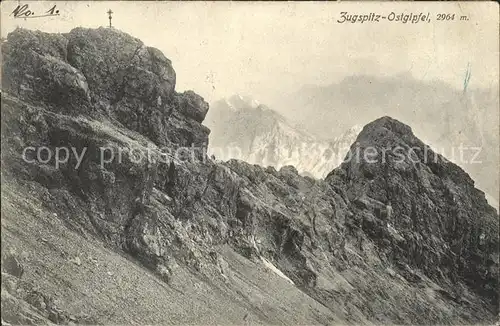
(176, 90, 209, 123)
(1, 254, 24, 279)
(2, 29, 90, 112)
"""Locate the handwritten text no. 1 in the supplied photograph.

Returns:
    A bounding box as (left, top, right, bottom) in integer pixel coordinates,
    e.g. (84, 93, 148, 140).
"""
(11, 4, 60, 19)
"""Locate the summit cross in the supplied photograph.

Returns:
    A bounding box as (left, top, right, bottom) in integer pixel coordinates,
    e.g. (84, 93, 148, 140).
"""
(107, 9, 113, 28)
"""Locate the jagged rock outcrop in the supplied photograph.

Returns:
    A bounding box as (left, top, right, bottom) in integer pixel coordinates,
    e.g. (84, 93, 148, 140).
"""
(2, 27, 209, 150)
(327, 117, 499, 304)
(2, 29, 90, 111)
(1, 28, 498, 325)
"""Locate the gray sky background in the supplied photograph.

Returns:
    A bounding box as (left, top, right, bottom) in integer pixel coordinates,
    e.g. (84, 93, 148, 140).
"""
(1, 1, 498, 105)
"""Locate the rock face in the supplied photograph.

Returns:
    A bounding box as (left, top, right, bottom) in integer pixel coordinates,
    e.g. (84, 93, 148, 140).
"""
(326, 117, 499, 303)
(2, 27, 209, 150)
(1, 28, 498, 325)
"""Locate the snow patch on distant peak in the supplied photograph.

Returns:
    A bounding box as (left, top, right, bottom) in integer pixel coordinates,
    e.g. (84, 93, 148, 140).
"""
(223, 98, 237, 111)
(250, 99, 260, 108)
(337, 124, 363, 140)
(224, 94, 262, 110)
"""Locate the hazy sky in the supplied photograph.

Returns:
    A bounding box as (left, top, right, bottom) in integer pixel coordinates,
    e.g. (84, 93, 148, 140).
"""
(1, 1, 498, 104)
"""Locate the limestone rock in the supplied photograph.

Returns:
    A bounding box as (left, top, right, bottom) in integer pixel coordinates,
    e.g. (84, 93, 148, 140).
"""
(176, 90, 209, 123)
(2, 29, 90, 112)
(1, 254, 24, 279)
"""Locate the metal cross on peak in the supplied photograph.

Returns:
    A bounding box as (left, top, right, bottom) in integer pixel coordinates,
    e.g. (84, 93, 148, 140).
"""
(107, 9, 113, 28)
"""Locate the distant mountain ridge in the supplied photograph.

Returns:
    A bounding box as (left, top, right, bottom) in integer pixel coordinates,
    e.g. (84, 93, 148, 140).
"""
(270, 75, 499, 201)
(206, 95, 362, 178)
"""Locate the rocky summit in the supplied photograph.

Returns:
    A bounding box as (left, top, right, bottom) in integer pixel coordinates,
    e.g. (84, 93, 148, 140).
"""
(1, 28, 498, 325)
